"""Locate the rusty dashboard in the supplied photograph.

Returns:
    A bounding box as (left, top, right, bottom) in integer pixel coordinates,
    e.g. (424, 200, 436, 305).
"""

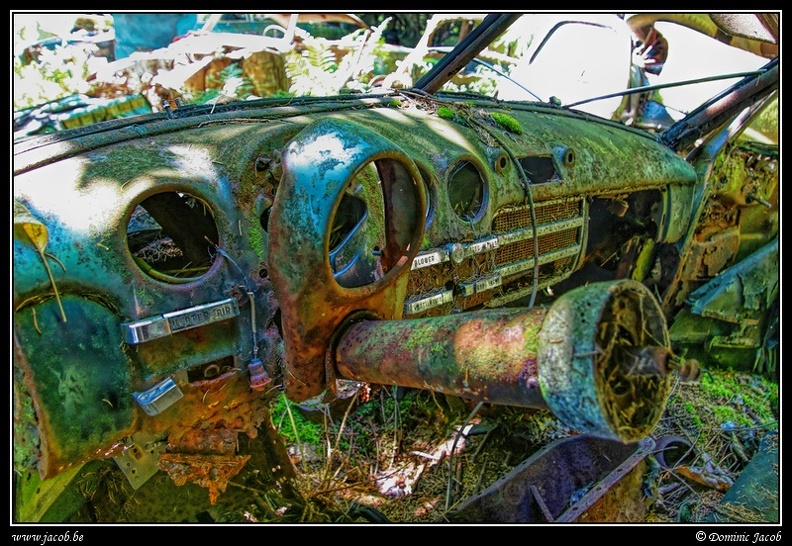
(14, 92, 698, 481)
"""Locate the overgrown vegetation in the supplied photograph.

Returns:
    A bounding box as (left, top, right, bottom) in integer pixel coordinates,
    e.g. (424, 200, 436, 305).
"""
(259, 366, 778, 523)
(13, 14, 509, 121)
(284, 21, 393, 96)
(646, 369, 778, 522)
(195, 63, 257, 105)
(13, 43, 96, 111)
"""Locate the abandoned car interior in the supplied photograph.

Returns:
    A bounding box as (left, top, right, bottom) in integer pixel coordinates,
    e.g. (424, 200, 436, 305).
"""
(12, 12, 779, 524)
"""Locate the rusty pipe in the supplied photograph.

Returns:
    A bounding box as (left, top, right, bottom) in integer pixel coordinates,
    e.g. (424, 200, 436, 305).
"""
(336, 306, 548, 408)
(334, 279, 671, 442)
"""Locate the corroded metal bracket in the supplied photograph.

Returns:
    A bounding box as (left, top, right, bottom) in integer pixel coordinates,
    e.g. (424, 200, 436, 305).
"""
(114, 433, 168, 489)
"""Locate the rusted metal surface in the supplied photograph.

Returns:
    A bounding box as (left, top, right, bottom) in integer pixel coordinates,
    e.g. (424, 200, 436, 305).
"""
(159, 453, 251, 505)
(12, 42, 776, 512)
(169, 427, 239, 455)
(663, 141, 778, 312)
(156, 427, 249, 504)
(556, 437, 654, 522)
(448, 434, 655, 523)
(268, 117, 426, 401)
(335, 306, 549, 408)
(687, 238, 778, 324)
(12, 13, 781, 522)
(661, 125, 778, 376)
(669, 237, 778, 373)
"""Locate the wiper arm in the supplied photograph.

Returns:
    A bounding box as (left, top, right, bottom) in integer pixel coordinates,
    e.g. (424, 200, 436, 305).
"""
(468, 57, 543, 101)
(661, 57, 778, 151)
(563, 69, 768, 110)
(413, 13, 522, 94)
(421, 45, 543, 101)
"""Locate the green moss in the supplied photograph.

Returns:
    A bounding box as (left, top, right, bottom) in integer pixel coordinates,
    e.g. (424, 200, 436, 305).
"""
(758, 376, 779, 408)
(437, 106, 455, 120)
(711, 404, 743, 425)
(404, 327, 438, 351)
(684, 401, 703, 428)
(247, 216, 266, 261)
(522, 330, 539, 355)
(429, 341, 450, 366)
(491, 112, 523, 134)
(700, 371, 735, 400)
(271, 394, 323, 447)
(699, 369, 778, 426)
(388, 99, 402, 108)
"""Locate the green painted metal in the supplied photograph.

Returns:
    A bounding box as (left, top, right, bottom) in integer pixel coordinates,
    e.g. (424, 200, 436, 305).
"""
(268, 116, 426, 401)
(14, 297, 136, 476)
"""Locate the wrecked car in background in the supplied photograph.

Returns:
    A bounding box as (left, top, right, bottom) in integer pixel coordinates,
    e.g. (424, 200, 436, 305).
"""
(12, 13, 778, 522)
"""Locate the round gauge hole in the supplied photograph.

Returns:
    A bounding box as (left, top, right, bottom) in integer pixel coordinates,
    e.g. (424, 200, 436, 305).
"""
(127, 191, 219, 282)
(448, 160, 486, 221)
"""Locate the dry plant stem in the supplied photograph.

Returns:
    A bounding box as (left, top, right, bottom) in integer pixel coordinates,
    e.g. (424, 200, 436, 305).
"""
(252, 492, 280, 520)
(445, 401, 484, 510)
(283, 398, 307, 470)
(322, 410, 333, 479)
(44, 251, 66, 271)
(40, 249, 67, 322)
(229, 482, 281, 519)
(471, 426, 495, 461)
(429, 391, 445, 414)
(31, 307, 41, 334)
(473, 457, 488, 493)
(322, 389, 360, 488)
(392, 389, 403, 462)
